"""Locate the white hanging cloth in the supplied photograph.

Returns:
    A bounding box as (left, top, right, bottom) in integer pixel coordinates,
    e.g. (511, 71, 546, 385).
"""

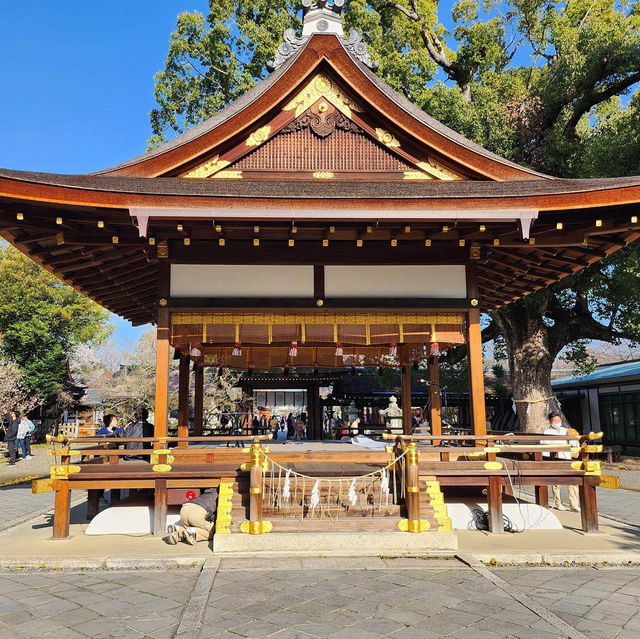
(348, 479, 358, 506)
(282, 469, 291, 501)
(310, 480, 320, 509)
(380, 468, 390, 504)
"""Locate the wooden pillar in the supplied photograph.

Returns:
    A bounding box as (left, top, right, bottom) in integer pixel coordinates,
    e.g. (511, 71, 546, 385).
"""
(579, 477, 599, 533)
(487, 476, 504, 533)
(86, 489, 99, 521)
(309, 384, 322, 440)
(428, 356, 442, 443)
(193, 363, 204, 436)
(401, 354, 412, 435)
(249, 443, 265, 534)
(178, 353, 190, 446)
(466, 264, 487, 437)
(154, 479, 168, 536)
(154, 262, 170, 442)
(52, 482, 71, 539)
(405, 442, 421, 530)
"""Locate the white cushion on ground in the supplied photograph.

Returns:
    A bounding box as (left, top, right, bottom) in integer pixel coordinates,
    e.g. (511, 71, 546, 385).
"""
(85, 505, 181, 535)
(446, 498, 562, 530)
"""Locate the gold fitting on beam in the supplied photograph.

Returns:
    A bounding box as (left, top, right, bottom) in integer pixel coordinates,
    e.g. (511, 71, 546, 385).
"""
(483, 462, 503, 470)
(250, 443, 263, 467)
(249, 487, 262, 494)
(241, 520, 273, 535)
(32, 478, 54, 494)
(47, 448, 70, 456)
(406, 441, 419, 465)
(152, 464, 172, 473)
(407, 486, 419, 493)
(584, 445, 603, 453)
(483, 447, 500, 453)
(398, 519, 430, 533)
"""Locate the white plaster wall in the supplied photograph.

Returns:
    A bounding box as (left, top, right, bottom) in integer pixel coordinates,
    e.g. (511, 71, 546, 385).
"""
(324, 265, 466, 298)
(170, 265, 314, 298)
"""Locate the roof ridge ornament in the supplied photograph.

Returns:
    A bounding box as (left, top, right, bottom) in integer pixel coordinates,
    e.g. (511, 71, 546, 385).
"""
(267, 0, 378, 72)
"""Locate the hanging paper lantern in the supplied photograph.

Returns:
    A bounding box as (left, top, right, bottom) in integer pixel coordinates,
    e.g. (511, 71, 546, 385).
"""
(430, 342, 440, 357)
(289, 341, 298, 357)
(389, 343, 397, 358)
(232, 342, 242, 357)
(335, 342, 343, 357)
(189, 343, 202, 358)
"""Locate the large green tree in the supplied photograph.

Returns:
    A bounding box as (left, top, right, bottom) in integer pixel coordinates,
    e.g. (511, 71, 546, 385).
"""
(150, 0, 640, 431)
(0, 244, 112, 408)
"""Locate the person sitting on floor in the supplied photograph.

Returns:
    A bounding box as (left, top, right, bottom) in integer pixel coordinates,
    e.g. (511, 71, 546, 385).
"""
(163, 487, 219, 545)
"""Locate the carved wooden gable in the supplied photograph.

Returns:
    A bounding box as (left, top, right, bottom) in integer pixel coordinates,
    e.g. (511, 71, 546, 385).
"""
(179, 72, 465, 182)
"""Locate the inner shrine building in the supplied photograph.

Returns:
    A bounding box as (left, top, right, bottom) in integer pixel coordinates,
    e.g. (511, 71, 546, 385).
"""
(1, 1, 640, 440)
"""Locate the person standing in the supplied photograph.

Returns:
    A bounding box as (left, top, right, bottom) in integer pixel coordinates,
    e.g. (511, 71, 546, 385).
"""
(542, 411, 581, 512)
(23, 416, 35, 458)
(4, 411, 19, 465)
(16, 416, 32, 460)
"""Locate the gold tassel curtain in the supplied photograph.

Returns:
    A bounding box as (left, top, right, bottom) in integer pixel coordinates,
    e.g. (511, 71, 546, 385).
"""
(171, 311, 465, 369)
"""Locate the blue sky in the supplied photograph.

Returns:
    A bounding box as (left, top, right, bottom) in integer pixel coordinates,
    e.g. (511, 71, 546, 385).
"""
(0, 1, 208, 345)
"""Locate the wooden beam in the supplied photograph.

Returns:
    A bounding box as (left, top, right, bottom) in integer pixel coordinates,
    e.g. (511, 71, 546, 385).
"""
(167, 297, 471, 310)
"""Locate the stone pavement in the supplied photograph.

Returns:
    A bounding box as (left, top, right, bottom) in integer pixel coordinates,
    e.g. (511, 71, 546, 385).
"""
(0, 445, 51, 485)
(514, 484, 640, 526)
(1, 558, 640, 638)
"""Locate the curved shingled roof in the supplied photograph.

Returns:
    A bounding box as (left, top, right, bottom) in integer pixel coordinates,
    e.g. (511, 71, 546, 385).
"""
(95, 31, 548, 181)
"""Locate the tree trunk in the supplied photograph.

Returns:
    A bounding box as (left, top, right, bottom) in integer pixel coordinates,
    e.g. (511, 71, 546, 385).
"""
(508, 335, 562, 433)
(492, 300, 565, 434)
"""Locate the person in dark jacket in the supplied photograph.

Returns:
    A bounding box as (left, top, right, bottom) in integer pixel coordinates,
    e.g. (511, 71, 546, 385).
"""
(163, 488, 218, 545)
(124, 407, 154, 451)
(5, 411, 20, 465)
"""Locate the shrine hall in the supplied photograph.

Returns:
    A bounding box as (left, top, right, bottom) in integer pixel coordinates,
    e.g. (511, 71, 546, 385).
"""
(2, 2, 639, 545)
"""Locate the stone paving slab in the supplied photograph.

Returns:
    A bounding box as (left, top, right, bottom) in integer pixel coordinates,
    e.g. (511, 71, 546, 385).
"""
(0, 569, 198, 639)
(1, 560, 640, 637)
